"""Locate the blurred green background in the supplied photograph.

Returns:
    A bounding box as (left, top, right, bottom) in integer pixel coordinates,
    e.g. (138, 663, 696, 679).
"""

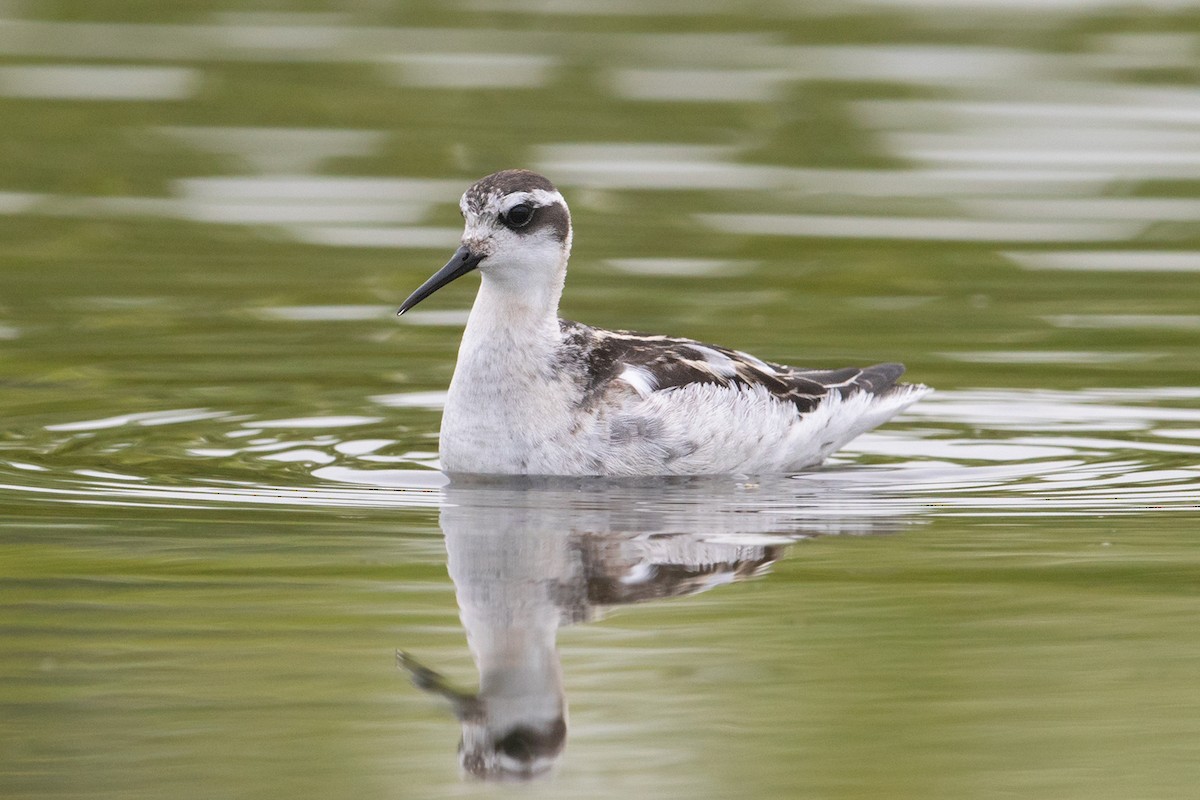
(1, 1, 1198, 798)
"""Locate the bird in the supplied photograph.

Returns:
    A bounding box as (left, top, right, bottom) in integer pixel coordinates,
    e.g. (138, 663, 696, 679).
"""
(398, 169, 930, 477)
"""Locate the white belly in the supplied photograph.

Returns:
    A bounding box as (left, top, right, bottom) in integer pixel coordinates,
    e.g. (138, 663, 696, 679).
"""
(439, 379, 927, 477)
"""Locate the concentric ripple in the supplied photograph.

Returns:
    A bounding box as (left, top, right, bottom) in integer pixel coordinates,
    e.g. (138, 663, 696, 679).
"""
(2, 388, 1198, 519)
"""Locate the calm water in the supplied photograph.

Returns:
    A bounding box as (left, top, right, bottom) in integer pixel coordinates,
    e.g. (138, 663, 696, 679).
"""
(2, 1, 1199, 798)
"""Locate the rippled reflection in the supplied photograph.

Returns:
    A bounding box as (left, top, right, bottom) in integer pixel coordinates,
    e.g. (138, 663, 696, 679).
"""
(4, 389, 1200, 515)
(1, 0, 1198, 796)
(399, 480, 909, 780)
(0, 64, 198, 100)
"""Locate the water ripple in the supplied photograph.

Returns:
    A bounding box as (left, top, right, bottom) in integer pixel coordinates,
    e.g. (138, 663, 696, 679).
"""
(2, 389, 1197, 518)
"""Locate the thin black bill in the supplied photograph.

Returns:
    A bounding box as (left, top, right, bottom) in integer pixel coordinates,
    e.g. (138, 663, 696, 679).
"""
(397, 245, 484, 315)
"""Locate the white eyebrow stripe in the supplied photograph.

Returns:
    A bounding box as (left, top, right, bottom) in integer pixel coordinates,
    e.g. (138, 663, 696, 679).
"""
(458, 187, 567, 225)
(498, 189, 565, 213)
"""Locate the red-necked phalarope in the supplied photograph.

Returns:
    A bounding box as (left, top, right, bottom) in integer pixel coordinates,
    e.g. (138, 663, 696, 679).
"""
(398, 169, 930, 476)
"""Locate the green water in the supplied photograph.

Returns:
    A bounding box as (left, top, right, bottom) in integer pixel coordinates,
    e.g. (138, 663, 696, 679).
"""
(2, 1, 1199, 798)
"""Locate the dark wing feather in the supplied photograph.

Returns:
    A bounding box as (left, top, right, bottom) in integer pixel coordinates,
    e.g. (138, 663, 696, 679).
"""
(559, 320, 908, 414)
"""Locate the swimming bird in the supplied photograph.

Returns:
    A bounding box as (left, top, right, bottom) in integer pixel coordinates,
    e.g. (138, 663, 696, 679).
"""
(398, 169, 929, 476)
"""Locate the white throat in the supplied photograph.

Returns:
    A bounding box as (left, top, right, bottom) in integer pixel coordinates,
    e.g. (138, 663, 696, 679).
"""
(438, 239, 575, 474)
(461, 232, 570, 351)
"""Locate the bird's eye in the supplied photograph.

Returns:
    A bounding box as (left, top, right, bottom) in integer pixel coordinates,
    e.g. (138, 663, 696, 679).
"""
(503, 203, 534, 228)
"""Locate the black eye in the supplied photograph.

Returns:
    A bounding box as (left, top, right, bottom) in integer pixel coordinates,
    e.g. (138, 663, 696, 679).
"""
(503, 203, 534, 228)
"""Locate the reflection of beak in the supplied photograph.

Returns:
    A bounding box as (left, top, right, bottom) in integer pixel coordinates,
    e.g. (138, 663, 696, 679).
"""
(397, 245, 484, 315)
(397, 650, 483, 720)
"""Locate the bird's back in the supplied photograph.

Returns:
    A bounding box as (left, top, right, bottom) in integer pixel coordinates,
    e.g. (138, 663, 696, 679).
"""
(559, 320, 914, 409)
(554, 320, 928, 475)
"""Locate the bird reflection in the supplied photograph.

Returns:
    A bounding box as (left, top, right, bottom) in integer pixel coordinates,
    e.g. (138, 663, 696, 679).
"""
(399, 476, 913, 780)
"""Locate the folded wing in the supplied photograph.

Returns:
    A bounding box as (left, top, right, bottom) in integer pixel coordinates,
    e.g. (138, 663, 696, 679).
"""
(559, 320, 910, 413)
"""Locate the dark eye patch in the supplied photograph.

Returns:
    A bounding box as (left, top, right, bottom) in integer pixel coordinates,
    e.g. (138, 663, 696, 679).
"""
(502, 203, 535, 228)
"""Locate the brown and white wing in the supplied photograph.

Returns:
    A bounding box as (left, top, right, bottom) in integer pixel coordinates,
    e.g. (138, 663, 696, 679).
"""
(559, 320, 910, 413)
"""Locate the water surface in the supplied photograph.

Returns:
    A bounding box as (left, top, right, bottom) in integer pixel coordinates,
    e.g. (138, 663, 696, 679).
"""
(1, 1, 1198, 798)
